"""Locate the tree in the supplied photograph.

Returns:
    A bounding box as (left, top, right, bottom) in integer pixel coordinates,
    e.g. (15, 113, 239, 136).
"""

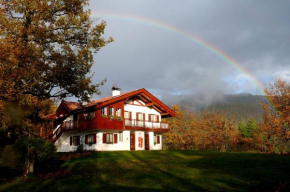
(0, 0, 113, 173)
(0, 0, 113, 102)
(238, 118, 257, 138)
(260, 79, 290, 153)
(238, 119, 247, 137)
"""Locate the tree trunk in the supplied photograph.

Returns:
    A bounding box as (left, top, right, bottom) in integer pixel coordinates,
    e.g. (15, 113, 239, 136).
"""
(26, 157, 35, 174)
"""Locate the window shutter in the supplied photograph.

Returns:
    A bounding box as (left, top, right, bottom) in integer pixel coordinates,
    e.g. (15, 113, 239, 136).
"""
(103, 133, 106, 143)
(136, 113, 139, 121)
(157, 115, 159, 123)
(129, 112, 132, 120)
(143, 113, 145, 121)
(85, 135, 88, 144)
(157, 135, 160, 144)
(77, 136, 80, 145)
(93, 134, 96, 144)
(70, 136, 72, 146)
(148, 114, 151, 122)
(114, 134, 118, 144)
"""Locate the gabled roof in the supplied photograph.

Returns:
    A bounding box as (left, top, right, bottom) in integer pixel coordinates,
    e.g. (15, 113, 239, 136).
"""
(45, 88, 176, 120)
(85, 88, 176, 118)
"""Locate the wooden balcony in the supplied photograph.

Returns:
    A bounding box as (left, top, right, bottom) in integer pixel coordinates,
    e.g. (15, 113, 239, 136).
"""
(52, 118, 170, 142)
(124, 119, 169, 132)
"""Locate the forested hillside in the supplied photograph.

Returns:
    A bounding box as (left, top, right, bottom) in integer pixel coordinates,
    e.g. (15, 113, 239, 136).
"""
(202, 94, 264, 121)
(166, 93, 264, 121)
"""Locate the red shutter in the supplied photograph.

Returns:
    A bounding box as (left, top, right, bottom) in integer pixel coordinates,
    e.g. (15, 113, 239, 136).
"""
(85, 135, 88, 144)
(148, 114, 151, 122)
(143, 113, 145, 121)
(93, 134, 96, 144)
(136, 113, 139, 121)
(70, 136, 72, 146)
(77, 136, 80, 145)
(114, 134, 118, 144)
(157, 115, 159, 123)
(103, 133, 106, 143)
(157, 135, 160, 144)
(129, 112, 132, 120)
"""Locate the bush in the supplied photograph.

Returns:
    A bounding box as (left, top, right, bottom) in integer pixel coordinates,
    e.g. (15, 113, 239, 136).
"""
(1, 137, 59, 174)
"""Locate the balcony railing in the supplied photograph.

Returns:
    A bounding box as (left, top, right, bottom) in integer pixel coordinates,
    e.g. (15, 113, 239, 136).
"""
(61, 120, 78, 130)
(52, 120, 78, 142)
(125, 119, 169, 129)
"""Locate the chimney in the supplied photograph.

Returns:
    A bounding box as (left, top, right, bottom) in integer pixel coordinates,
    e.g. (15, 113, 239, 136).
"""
(112, 84, 121, 97)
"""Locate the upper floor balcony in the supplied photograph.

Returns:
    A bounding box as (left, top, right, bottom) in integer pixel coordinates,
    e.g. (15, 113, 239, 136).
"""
(124, 119, 169, 132)
(52, 117, 169, 142)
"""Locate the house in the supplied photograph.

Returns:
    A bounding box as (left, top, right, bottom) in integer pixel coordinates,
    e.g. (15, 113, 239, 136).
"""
(46, 87, 176, 152)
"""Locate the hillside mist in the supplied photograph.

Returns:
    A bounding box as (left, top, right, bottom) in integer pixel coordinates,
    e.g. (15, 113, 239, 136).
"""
(164, 93, 264, 121)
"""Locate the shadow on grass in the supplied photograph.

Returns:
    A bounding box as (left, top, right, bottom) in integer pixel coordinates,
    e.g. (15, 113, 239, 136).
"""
(1, 150, 290, 192)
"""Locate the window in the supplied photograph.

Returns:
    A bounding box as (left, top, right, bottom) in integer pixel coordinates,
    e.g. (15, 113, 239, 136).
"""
(109, 107, 115, 119)
(124, 111, 129, 119)
(116, 108, 122, 120)
(116, 108, 121, 117)
(70, 136, 80, 146)
(103, 133, 118, 144)
(84, 112, 95, 120)
(109, 107, 114, 116)
(124, 111, 131, 119)
(149, 114, 159, 122)
(89, 112, 95, 119)
(101, 107, 107, 117)
(85, 134, 96, 145)
(154, 134, 160, 144)
(119, 132, 123, 142)
(104, 133, 113, 143)
(137, 112, 143, 121)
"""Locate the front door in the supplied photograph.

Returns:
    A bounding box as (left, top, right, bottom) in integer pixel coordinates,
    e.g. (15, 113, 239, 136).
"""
(145, 134, 149, 150)
(130, 133, 135, 151)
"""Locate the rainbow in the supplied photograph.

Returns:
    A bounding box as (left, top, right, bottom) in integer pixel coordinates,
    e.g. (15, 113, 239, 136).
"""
(91, 11, 266, 95)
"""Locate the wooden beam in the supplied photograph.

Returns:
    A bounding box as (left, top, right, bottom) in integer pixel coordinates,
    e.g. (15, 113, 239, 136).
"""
(161, 113, 169, 116)
(145, 102, 154, 107)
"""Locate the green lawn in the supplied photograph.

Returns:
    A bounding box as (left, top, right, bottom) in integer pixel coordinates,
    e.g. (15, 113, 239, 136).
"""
(1, 150, 290, 192)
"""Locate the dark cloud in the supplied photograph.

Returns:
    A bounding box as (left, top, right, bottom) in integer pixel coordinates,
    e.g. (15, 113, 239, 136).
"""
(89, 0, 290, 105)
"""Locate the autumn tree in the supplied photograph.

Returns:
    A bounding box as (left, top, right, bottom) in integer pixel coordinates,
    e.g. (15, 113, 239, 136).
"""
(0, 0, 113, 133)
(0, 0, 113, 173)
(164, 105, 197, 150)
(0, 0, 113, 102)
(164, 105, 240, 151)
(260, 79, 290, 153)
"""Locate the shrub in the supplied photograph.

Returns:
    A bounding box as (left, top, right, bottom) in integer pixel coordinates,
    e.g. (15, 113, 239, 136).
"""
(2, 137, 59, 174)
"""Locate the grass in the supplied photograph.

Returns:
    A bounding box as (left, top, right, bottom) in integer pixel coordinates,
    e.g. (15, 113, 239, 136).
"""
(1, 150, 290, 191)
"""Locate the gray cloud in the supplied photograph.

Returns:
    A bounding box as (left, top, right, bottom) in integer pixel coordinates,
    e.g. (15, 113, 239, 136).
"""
(89, 0, 290, 105)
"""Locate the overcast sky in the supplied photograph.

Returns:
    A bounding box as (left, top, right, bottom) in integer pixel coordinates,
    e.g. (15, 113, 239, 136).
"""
(87, 0, 290, 104)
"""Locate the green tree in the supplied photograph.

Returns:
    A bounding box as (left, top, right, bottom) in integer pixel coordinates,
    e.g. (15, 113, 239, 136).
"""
(238, 119, 247, 137)
(246, 118, 257, 137)
(238, 118, 257, 138)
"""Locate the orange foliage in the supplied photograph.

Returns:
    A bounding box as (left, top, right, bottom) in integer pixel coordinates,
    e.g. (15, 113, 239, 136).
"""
(259, 79, 290, 153)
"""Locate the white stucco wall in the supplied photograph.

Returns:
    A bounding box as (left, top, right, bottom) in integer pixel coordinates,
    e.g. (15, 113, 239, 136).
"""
(149, 132, 162, 150)
(124, 103, 160, 121)
(55, 130, 131, 152)
(96, 130, 130, 151)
